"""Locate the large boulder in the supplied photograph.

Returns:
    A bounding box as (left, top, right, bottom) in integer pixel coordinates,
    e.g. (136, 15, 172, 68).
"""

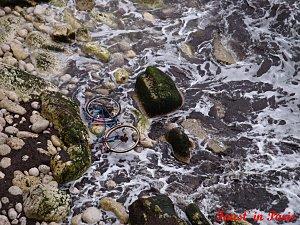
(129, 193, 188, 225)
(135, 66, 183, 118)
(0, 63, 91, 183)
(185, 203, 212, 225)
(23, 184, 70, 222)
(165, 127, 192, 164)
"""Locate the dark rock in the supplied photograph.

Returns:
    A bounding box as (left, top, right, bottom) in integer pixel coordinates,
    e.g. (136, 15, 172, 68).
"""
(135, 66, 183, 117)
(185, 203, 211, 225)
(75, 0, 95, 11)
(0, 0, 49, 6)
(165, 127, 192, 164)
(129, 193, 188, 225)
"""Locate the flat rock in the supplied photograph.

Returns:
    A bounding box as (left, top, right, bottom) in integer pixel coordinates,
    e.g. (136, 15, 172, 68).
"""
(0, 99, 26, 115)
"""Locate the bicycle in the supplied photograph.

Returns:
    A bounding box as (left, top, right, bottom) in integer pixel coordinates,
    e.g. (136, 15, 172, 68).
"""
(85, 96, 140, 153)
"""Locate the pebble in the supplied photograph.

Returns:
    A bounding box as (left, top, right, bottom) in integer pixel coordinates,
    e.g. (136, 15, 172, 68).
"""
(5, 115, 13, 124)
(71, 214, 82, 225)
(82, 207, 102, 224)
(38, 165, 50, 174)
(106, 180, 117, 189)
(125, 50, 136, 58)
(0, 215, 10, 225)
(22, 155, 29, 161)
(11, 219, 19, 225)
(1, 197, 9, 204)
(25, 63, 35, 72)
(0, 157, 11, 168)
(6, 137, 25, 150)
(4, 7, 11, 14)
(10, 43, 29, 60)
(0, 9, 5, 17)
(29, 167, 39, 177)
(5, 126, 19, 134)
(110, 52, 125, 67)
(118, 40, 131, 52)
(32, 119, 50, 133)
(17, 29, 28, 38)
(2, 56, 18, 66)
(8, 208, 18, 220)
(60, 74, 72, 83)
(0, 48, 3, 57)
(0, 117, 6, 127)
(50, 135, 61, 147)
(0, 171, 5, 179)
(0, 144, 11, 156)
(8, 186, 23, 196)
(19, 217, 27, 225)
(15, 203, 22, 213)
(0, 99, 26, 115)
(34, 5, 47, 15)
(17, 131, 38, 139)
(143, 12, 156, 23)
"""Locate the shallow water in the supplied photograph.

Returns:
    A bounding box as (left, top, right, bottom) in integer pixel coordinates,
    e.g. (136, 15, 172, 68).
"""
(46, 0, 300, 224)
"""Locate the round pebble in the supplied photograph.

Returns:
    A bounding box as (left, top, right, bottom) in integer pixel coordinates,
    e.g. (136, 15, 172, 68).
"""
(17, 29, 28, 38)
(0, 9, 5, 17)
(8, 186, 23, 196)
(29, 167, 39, 177)
(8, 208, 18, 220)
(15, 203, 22, 213)
(0, 157, 11, 168)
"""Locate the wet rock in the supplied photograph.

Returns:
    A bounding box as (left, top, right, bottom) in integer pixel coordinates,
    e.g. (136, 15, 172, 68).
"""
(135, 66, 183, 117)
(91, 11, 119, 29)
(0, 215, 9, 225)
(71, 214, 83, 225)
(6, 137, 25, 150)
(185, 203, 211, 225)
(31, 50, 60, 74)
(0, 144, 11, 156)
(52, 24, 75, 43)
(143, 12, 156, 23)
(23, 184, 70, 222)
(179, 42, 194, 58)
(75, 0, 95, 11)
(213, 34, 236, 65)
(99, 197, 129, 224)
(81, 207, 102, 224)
(165, 127, 192, 164)
(76, 28, 92, 42)
(82, 42, 110, 63)
(106, 180, 117, 189)
(114, 68, 130, 84)
(129, 193, 188, 225)
(10, 43, 29, 60)
(0, 157, 11, 168)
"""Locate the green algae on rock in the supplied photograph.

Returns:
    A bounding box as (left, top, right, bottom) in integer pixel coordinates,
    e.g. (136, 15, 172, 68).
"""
(129, 193, 188, 225)
(23, 184, 70, 222)
(165, 127, 192, 164)
(0, 63, 91, 183)
(136, 0, 164, 8)
(0, 15, 21, 45)
(185, 203, 212, 225)
(82, 42, 110, 63)
(135, 66, 183, 118)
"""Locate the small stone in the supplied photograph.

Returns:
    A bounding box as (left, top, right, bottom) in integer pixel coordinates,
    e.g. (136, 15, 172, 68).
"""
(31, 120, 50, 133)
(17, 131, 38, 139)
(99, 197, 128, 224)
(1, 197, 9, 204)
(17, 29, 28, 38)
(34, 5, 47, 15)
(29, 167, 39, 177)
(0, 99, 26, 115)
(8, 208, 18, 220)
(1, 44, 11, 52)
(0, 118, 6, 126)
(0, 144, 11, 156)
(11, 219, 19, 225)
(50, 135, 61, 147)
(15, 203, 22, 213)
(143, 12, 156, 23)
(4, 126, 19, 134)
(106, 180, 117, 189)
(4, 7, 11, 13)
(10, 43, 29, 60)
(3, 56, 17, 66)
(110, 52, 125, 67)
(5, 115, 13, 124)
(0, 171, 5, 179)
(47, 140, 57, 155)
(82, 207, 102, 224)
(0, 9, 5, 17)
(25, 63, 35, 72)
(0, 215, 10, 225)
(0, 132, 7, 144)
(118, 40, 131, 52)
(125, 50, 136, 58)
(71, 214, 83, 225)
(22, 155, 29, 161)
(38, 165, 51, 174)
(6, 137, 25, 150)
(60, 74, 72, 83)
(0, 157, 11, 168)
(19, 217, 27, 225)
(8, 186, 23, 196)
(114, 68, 130, 84)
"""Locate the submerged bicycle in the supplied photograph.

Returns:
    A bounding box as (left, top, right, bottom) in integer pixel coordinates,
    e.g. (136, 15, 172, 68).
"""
(85, 96, 140, 153)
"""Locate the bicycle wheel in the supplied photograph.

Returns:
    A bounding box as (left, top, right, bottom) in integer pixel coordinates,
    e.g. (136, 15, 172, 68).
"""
(105, 125, 140, 153)
(85, 96, 121, 120)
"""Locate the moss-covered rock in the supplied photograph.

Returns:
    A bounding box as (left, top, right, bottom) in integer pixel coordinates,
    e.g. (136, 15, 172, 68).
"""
(136, 0, 164, 8)
(82, 42, 110, 63)
(0, 15, 21, 45)
(129, 193, 188, 225)
(0, 63, 91, 183)
(52, 24, 75, 43)
(23, 184, 70, 222)
(135, 66, 183, 118)
(165, 127, 192, 164)
(75, 0, 95, 11)
(185, 203, 212, 225)
(26, 31, 65, 52)
(41, 91, 91, 183)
